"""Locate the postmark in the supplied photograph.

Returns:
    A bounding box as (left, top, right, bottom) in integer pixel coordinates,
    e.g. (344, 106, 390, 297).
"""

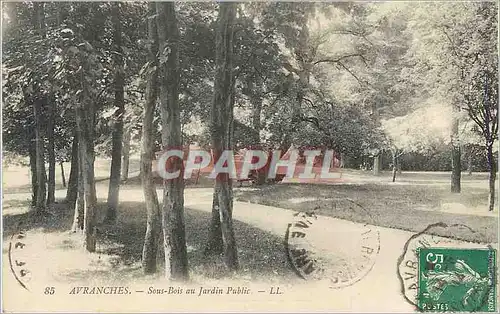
(397, 222, 497, 310)
(8, 220, 32, 292)
(284, 200, 380, 289)
(417, 248, 496, 312)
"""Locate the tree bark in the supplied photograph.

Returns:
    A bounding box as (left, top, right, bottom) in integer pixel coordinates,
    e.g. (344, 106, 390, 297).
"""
(121, 129, 131, 182)
(206, 2, 239, 270)
(450, 105, 461, 193)
(373, 155, 380, 176)
(156, 2, 189, 280)
(60, 162, 66, 188)
(71, 149, 85, 233)
(76, 48, 97, 252)
(29, 139, 38, 207)
(66, 134, 79, 208)
(391, 151, 397, 183)
(486, 142, 496, 211)
(47, 98, 56, 205)
(141, 2, 162, 274)
(32, 3, 47, 213)
(33, 97, 47, 213)
(204, 188, 223, 255)
(105, 2, 125, 224)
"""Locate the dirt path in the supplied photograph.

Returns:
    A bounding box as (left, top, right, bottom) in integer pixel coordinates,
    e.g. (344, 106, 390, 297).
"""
(3, 181, 498, 312)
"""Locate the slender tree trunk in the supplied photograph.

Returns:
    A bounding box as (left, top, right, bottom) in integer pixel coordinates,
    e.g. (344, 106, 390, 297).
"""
(60, 162, 66, 188)
(47, 99, 56, 205)
(105, 2, 125, 224)
(77, 51, 97, 252)
(392, 151, 397, 183)
(142, 3, 162, 274)
(156, 2, 189, 280)
(204, 188, 223, 255)
(66, 134, 79, 207)
(206, 2, 239, 270)
(373, 155, 380, 176)
(450, 105, 461, 193)
(32, 1, 47, 214)
(71, 151, 85, 233)
(78, 109, 97, 251)
(486, 142, 496, 211)
(33, 98, 47, 212)
(121, 129, 131, 182)
(29, 139, 38, 207)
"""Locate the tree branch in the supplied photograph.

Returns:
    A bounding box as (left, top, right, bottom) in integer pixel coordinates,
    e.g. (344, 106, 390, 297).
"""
(313, 53, 367, 66)
(337, 61, 370, 87)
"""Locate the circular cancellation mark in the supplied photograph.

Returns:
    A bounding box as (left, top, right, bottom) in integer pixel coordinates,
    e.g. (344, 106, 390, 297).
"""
(396, 222, 497, 311)
(8, 220, 32, 292)
(284, 199, 380, 289)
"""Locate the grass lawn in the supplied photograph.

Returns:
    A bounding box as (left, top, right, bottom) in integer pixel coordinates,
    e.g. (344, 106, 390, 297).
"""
(234, 182, 498, 244)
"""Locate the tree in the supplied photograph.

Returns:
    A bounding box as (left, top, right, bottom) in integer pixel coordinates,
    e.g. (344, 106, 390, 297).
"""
(121, 129, 131, 182)
(405, 2, 498, 203)
(450, 2, 498, 209)
(141, 2, 161, 274)
(156, 2, 189, 280)
(66, 133, 79, 207)
(381, 101, 452, 182)
(46, 93, 56, 205)
(205, 2, 239, 271)
(32, 2, 48, 213)
(105, 2, 125, 223)
(74, 42, 99, 252)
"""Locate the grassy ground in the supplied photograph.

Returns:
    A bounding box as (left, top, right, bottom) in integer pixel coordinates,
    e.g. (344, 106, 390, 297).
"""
(2, 158, 142, 195)
(234, 180, 498, 243)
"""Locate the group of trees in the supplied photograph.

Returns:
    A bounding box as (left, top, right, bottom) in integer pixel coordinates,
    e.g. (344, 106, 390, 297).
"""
(377, 2, 498, 210)
(2, 1, 498, 278)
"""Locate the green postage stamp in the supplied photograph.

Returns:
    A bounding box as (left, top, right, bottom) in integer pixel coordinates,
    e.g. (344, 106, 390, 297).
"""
(417, 248, 497, 312)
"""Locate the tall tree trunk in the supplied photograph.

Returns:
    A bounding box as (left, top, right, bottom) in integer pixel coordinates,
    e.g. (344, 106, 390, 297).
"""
(105, 2, 125, 224)
(373, 154, 380, 176)
(77, 49, 97, 252)
(66, 134, 79, 208)
(32, 3, 47, 213)
(71, 150, 85, 233)
(29, 139, 38, 207)
(486, 142, 496, 211)
(33, 97, 47, 213)
(156, 2, 189, 280)
(60, 162, 66, 187)
(121, 129, 131, 182)
(450, 105, 461, 193)
(47, 98, 56, 205)
(391, 150, 397, 183)
(141, 2, 162, 274)
(206, 2, 239, 270)
(204, 188, 223, 255)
